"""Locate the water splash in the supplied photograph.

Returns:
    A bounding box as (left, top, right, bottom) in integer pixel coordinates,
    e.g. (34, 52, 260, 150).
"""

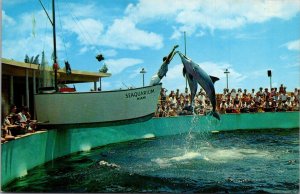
(200, 147, 272, 163)
(170, 152, 209, 161)
(142, 133, 155, 139)
(183, 115, 213, 154)
(99, 160, 120, 169)
(80, 144, 91, 152)
(152, 151, 209, 168)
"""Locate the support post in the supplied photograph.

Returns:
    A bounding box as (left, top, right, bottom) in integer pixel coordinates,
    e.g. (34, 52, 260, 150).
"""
(33, 70, 36, 94)
(184, 31, 188, 91)
(94, 82, 97, 91)
(26, 69, 30, 108)
(99, 77, 102, 91)
(33, 70, 37, 119)
(10, 75, 14, 104)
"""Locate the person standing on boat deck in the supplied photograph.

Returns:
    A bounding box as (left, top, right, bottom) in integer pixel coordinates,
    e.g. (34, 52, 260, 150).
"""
(149, 45, 179, 86)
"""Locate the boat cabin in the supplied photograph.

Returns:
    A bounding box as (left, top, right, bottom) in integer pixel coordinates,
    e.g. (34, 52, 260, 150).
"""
(1, 58, 111, 118)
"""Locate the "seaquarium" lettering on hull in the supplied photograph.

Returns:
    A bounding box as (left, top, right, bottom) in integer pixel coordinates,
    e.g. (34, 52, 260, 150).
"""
(125, 89, 155, 99)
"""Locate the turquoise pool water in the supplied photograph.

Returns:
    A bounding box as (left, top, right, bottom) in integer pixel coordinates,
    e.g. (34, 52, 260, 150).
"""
(3, 128, 299, 193)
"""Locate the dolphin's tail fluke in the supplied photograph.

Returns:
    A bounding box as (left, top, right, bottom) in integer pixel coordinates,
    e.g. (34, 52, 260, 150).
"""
(209, 111, 220, 121)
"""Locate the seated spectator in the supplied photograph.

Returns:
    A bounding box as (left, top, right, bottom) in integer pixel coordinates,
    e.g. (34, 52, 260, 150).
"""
(294, 88, 298, 96)
(263, 96, 273, 112)
(285, 97, 293, 111)
(249, 102, 257, 113)
(241, 93, 250, 103)
(290, 92, 295, 102)
(197, 100, 206, 115)
(233, 94, 240, 105)
(155, 104, 161, 117)
(240, 101, 250, 113)
(8, 104, 19, 124)
(205, 100, 213, 114)
(283, 86, 287, 93)
(230, 89, 237, 99)
(168, 107, 178, 117)
(2, 105, 26, 136)
(270, 88, 276, 98)
(225, 99, 233, 113)
(271, 100, 278, 112)
(175, 89, 180, 100)
(169, 93, 177, 108)
(197, 92, 206, 105)
(279, 84, 284, 93)
(1, 114, 11, 139)
(237, 88, 243, 98)
(254, 93, 261, 104)
(257, 101, 265, 112)
(160, 88, 167, 103)
(219, 100, 227, 114)
(250, 89, 256, 98)
(183, 88, 189, 98)
(257, 87, 263, 96)
(272, 92, 279, 102)
(292, 98, 299, 111)
(263, 88, 270, 98)
(156, 104, 166, 117)
(222, 89, 228, 101)
(232, 103, 240, 113)
(16, 106, 36, 133)
(243, 89, 247, 96)
(279, 91, 288, 103)
(277, 100, 284, 112)
(180, 100, 193, 115)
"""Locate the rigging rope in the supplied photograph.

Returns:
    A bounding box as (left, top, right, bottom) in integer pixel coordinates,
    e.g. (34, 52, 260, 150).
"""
(57, 1, 69, 61)
(64, 0, 102, 54)
(41, 0, 50, 55)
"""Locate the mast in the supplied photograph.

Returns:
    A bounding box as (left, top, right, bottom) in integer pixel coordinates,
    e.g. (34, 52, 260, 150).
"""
(184, 31, 187, 91)
(52, 0, 58, 92)
(39, 0, 58, 91)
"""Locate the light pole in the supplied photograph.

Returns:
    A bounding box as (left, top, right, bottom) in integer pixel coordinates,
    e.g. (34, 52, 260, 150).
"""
(140, 68, 146, 87)
(224, 68, 230, 91)
(184, 31, 188, 91)
(267, 70, 272, 90)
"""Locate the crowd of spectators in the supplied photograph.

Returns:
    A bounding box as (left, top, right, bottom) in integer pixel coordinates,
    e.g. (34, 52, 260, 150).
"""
(154, 84, 300, 117)
(1, 105, 38, 143)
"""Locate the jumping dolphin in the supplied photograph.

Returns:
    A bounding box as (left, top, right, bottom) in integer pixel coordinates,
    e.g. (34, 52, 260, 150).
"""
(177, 51, 220, 120)
(149, 45, 179, 86)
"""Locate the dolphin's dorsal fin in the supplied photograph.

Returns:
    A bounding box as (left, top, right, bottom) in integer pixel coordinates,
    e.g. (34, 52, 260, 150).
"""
(210, 76, 219, 84)
(183, 67, 186, 77)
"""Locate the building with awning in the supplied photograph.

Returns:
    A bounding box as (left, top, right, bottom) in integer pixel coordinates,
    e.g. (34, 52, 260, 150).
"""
(1, 58, 111, 117)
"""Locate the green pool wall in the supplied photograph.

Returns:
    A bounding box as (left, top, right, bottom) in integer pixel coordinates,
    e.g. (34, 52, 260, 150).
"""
(1, 112, 299, 187)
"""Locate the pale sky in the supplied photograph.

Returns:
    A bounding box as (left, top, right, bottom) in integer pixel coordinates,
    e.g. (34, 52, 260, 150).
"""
(2, 0, 300, 93)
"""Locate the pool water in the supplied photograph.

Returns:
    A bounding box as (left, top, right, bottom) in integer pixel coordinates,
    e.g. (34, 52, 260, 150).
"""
(3, 128, 299, 193)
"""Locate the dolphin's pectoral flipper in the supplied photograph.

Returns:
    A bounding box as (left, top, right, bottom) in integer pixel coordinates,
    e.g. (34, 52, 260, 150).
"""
(186, 73, 198, 107)
(183, 67, 186, 77)
(209, 76, 219, 84)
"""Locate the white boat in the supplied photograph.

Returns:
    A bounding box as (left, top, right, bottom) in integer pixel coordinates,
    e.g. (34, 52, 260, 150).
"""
(35, 84, 161, 128)
(35, 0, 162, 128)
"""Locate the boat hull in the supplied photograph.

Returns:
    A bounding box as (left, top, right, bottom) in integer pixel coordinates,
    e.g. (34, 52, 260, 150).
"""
(34, 84, 162, 128)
